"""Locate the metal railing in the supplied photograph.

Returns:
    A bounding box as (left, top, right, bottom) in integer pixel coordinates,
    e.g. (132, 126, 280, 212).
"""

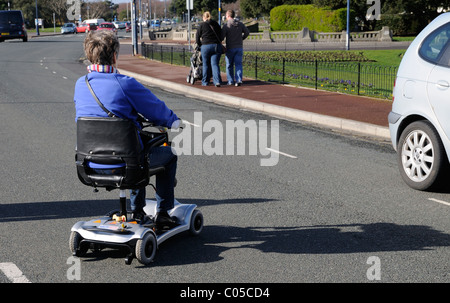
(141, 43, 397, 100)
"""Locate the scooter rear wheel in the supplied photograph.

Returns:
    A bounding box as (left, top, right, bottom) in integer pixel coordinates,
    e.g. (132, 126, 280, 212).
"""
(69, 231, 88, 257)
(136, 232, 157, 265)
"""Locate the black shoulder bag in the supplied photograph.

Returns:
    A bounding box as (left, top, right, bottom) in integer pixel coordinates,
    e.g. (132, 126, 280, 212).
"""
(208, 23, 226, 53)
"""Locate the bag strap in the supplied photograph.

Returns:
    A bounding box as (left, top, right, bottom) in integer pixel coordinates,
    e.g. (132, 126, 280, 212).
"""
(84, 75, 148, 139)
(85, 75, 117, 118)
(208, 23, 222, 44)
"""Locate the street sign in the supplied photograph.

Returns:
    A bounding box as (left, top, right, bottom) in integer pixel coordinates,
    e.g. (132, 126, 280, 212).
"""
(186, 0, 193, 10)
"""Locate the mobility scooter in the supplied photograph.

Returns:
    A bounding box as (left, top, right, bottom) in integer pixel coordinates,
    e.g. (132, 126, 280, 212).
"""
(69, 116, 203, 265)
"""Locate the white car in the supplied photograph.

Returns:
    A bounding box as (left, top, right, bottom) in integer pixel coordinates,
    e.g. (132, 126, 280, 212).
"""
(389, 12, 450, 190)
(113, 21, 125, 29)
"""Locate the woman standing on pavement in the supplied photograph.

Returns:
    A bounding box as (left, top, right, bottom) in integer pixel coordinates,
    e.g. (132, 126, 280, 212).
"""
(195, 11, 223, 87)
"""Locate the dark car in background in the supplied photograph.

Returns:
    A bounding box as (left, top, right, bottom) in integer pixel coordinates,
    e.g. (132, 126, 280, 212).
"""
(0, 10, 27, 42)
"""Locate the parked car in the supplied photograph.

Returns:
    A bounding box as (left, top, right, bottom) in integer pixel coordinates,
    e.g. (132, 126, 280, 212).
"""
(389, 12, 450, 190)
(83, 19, 105, 27)
(77, 22, 97, 33)
(150, 19, 160, 28)
(0, 10, 27, 42)
(61, 22, 77, 34)
(98, 22, 116, 33)
(113, 21, 125, 30)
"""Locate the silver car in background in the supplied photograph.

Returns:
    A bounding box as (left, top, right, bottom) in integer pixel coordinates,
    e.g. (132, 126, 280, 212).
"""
(61, 22, 77, 34)
(389, 13, 450, 191)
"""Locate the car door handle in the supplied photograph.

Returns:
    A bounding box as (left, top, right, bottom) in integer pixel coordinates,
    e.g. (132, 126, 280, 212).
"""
(436, 80, 450, 89)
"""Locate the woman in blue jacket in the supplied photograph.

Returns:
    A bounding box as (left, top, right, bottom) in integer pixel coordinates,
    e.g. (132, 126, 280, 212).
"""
(74, 30, 180, 228)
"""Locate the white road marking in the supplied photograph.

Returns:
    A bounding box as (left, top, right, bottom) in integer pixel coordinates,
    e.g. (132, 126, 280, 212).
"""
(428, 198, 450, 207)
(182, 119, 201, 127)
(0, 262, 31, 283)
(266, 147, 298, 159)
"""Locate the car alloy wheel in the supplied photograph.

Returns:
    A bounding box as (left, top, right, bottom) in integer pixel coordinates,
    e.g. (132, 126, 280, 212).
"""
(397, 120, 447, 190)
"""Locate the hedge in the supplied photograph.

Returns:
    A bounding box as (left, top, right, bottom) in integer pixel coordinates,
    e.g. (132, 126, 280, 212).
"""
(270, 4, 355, 32)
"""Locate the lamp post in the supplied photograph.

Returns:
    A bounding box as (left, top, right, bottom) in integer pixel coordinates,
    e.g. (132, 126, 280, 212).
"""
(187, 0, 193, 51)
(218, 0, 221, 25)
(132, 0, 138, 55)
(346, 0, 350, 50)
(35, 0, 40, 36)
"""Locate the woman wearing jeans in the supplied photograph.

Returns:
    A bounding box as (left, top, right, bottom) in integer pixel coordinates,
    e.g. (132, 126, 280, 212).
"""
(195, 11, 223, 87)
(74, 30, 181, 228)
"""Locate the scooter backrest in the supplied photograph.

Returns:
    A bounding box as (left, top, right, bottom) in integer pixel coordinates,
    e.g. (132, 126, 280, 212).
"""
(75, 117, 148, 190)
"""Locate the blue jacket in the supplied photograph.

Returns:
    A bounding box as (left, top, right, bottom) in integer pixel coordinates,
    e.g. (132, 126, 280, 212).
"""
(74, 71, 179, 128)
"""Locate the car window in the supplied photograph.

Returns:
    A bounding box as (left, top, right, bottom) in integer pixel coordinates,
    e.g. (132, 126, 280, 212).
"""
(419, 22, 450, 64)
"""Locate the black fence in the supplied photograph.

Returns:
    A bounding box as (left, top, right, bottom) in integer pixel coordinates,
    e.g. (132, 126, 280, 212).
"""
(141, 43, 397, 100)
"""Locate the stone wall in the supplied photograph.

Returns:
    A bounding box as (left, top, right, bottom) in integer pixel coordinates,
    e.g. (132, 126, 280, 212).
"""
(148, 26, 393, 43)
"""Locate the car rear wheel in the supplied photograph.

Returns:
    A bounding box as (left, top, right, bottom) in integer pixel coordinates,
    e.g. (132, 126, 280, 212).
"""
(397, 120, 448, 191)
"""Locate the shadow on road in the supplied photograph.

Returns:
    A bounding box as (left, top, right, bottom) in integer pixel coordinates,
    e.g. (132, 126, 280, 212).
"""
(151, 222, 450, 267)
(2, 198, 449, 266)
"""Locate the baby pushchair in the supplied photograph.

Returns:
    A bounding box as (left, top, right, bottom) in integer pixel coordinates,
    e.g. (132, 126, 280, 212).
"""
(186, 45, 202, 85)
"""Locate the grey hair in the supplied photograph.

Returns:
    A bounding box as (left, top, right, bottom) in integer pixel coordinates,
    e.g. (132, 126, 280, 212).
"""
(83, 30, 120, 65)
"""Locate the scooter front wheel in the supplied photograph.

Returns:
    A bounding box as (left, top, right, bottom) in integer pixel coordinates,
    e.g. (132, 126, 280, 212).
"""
(189, 209, 203, 236)
(136, 231, 157, 265)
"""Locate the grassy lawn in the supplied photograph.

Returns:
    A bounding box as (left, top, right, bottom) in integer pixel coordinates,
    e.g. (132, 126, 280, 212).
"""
(354, 49, 406, 66)
(28, 27, 62, 34)
(237, 49, 406, 99)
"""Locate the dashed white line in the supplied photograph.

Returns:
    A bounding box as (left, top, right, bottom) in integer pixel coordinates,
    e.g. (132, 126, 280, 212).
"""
(428, 198, 450, 207)
(0, 262, 31, 283)
(180, 121, 297, 159)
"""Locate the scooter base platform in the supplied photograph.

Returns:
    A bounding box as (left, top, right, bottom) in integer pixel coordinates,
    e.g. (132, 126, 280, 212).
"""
(69, 199, 203, 265)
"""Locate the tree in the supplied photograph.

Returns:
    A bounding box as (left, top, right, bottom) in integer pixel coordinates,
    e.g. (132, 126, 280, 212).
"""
(84, 0, 117, 20)
(170, 0, 235, 20)
(313, 0, 450, 33)
(378, 0, 450, 34)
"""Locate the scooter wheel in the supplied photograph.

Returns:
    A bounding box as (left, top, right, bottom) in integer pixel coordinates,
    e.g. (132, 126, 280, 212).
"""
(189, 209, 203, 236)
(69, 231, 88, 257)
(136, 231, 157, 265)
